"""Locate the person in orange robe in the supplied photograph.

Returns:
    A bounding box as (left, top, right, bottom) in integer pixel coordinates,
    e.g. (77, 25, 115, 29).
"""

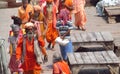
(44, 0, 58, 50)
(32, 5, 47, 39)
(16, 22, 48, 74)
(53, 53, 71, 74)
(73, 0, 87, 31)
(18, 0, 34, 29)
(53, 0, 59, 12)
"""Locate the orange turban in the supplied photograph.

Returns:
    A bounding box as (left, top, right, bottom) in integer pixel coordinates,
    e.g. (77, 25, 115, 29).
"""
(46, 0, 53, 2)
(34, 5, 41, 11)
(64, 0, 73, 7)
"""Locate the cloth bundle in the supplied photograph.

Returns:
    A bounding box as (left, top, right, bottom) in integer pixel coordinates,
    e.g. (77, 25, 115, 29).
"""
(55, 37, 69, 46)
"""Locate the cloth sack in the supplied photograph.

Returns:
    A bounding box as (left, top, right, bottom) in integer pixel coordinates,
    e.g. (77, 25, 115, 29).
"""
(55, 37, 69, 46)
(34, 37, 43, 65)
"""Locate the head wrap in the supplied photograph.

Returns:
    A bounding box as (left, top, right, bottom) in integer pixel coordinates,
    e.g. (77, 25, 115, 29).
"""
(24, 22, 34, 29)
(64, 0, 73, 7)
(10, 24, 20, 31)
(46, 0, 53, 2)
(34, 5, 41, 11)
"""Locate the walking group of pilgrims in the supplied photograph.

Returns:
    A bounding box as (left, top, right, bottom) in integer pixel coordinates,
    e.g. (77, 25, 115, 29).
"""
(8, 0, 87, 74)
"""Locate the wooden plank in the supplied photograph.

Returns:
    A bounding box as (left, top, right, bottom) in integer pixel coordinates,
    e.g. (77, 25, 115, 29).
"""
(87, 52, 98, 64)
(87, 32, 97, 42)
(70, 33, 77, 42)
(107, 51, 120, 63)
(80, 52, 91, 64)
(107, 9, 120, 15)
(74, 53, 84, 64)
(80, 32, 89, 42)
(94, 51, 107, 64)
(67, 53, 77, 65)
(101, 51, 113, 63)
(93, 32, 104, 41)
(74, 33, 83, 42)
(101, 32, 113, 41)
(105, 6, 120, 15)
(105, 6, 120, 10)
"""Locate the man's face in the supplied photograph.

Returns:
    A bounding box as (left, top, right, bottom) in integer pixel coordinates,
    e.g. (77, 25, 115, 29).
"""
(34, 10, 40, 19)
(13, 30, 19, 37)
(23, 0, 28, 9)
(26, 27, 34, 41)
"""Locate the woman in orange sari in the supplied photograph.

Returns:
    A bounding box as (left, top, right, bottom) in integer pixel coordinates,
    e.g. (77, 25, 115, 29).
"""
(73, 0, 87, 31)
(44, 0, 58, 50)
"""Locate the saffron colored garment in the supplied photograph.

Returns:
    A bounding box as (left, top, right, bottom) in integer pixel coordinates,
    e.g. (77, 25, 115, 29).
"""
(54, 0, 59, 13)
(24, 69, 41, 74)
(44, 3, 58, 46)
(36, 12, 46, 39)
(73, 0, 87, 27)
(18, 4, 34, 28)
(53, 61, 71, 74)
(16, 36, 45, 72)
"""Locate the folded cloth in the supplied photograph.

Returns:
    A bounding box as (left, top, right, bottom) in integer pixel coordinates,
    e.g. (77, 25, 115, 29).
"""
(55, 37, 69, 46)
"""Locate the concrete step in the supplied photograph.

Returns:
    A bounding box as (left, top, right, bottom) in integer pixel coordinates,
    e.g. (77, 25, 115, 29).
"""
(0, 1, 8, 8)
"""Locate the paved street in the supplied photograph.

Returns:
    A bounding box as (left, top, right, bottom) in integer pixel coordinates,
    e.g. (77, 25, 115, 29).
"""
(0, 6, 120, 74)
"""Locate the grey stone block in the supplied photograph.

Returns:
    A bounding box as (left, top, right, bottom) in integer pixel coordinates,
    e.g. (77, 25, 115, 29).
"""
(0, 1, 8, 8)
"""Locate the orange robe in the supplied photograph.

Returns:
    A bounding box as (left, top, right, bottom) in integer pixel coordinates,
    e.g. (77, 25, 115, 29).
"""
(44, 4, 58, 46)
(16, 36, 46, 72)
(18, 4, 34, 28)
(73, 0, 87, 27)
(53, 61, 71, 74)
(37, 12, 46, 39)
(54, 0, 59, 13)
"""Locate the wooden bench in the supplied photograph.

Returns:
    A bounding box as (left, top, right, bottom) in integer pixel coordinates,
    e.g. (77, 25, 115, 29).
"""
(67, 51, 120, 74)
(71, 32, 114, 51)
(104, 6, 120, 24)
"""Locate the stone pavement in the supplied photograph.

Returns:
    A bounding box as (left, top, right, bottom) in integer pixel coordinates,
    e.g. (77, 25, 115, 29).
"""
(0, 6, 120, 74)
